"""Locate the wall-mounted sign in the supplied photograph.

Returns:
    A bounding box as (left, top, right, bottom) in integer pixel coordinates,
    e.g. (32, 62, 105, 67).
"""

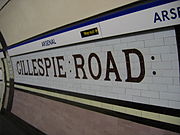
(80, 27, 99, 38)
(11, 28, 180, 109)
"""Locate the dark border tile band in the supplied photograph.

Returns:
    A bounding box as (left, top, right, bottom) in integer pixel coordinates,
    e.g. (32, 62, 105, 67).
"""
(6, 78, 14, 112)
(13, 87, 180, 133)
(175, 25, 180, 75)
(14, 82, 180, 117)
(1, 59, 7, 111)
